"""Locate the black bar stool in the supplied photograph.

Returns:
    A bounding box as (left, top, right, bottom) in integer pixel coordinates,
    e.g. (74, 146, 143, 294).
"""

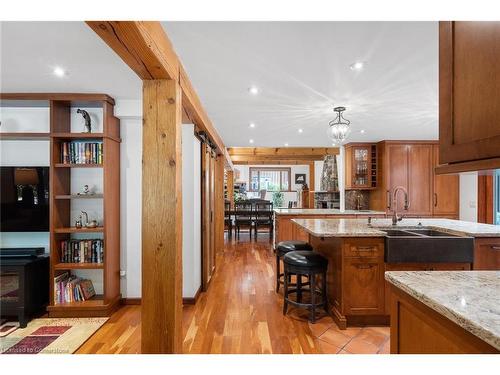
(275, 241, 313, 293)
(282, 250, 328, 323)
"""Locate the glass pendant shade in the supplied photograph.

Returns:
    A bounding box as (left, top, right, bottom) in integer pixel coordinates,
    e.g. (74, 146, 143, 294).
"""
(327, 106, 351, 145)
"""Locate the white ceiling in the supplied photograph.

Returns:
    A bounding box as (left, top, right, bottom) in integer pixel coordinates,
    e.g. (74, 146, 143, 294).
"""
(1, 21, 438, 147)
(0, 22, 142, 100)
(164, 21, 439, 147)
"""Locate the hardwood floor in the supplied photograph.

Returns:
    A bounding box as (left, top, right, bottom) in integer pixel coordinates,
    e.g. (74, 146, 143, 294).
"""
(77, 232, 390, 354)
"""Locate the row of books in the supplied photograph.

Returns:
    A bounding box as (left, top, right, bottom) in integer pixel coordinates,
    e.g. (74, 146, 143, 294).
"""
(60, 141, 103, 164)
(60, 239, 104, 264)
(54, 272, 96, 304)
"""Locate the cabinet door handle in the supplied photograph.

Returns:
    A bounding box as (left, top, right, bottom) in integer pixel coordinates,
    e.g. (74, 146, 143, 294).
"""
(386, 191, 391, 209)
(434, 193, 438, 207)
(355, 264, 374, 269)
(356, 246, 376, 251)
(490, 246, 500, 250)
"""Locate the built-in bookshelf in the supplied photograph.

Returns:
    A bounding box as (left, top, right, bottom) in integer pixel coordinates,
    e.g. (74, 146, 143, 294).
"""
(0, 93, 121, 317)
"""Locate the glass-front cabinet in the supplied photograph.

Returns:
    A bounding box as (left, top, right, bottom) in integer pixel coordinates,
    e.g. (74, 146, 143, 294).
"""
(345, 143, 377, 189)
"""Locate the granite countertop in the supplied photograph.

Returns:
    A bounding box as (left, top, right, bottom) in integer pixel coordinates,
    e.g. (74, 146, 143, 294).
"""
(274, 208, 386, 216)
(385, 271, 500, 350)
(291, 217, 500, 237)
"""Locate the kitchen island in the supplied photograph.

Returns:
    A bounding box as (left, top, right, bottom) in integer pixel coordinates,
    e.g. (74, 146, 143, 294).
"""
(291, 218, 500, 329)
(273, 208, 386, 247)
(385, 271, 499, 353)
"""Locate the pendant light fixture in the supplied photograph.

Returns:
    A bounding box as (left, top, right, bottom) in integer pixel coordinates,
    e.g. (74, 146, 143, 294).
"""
(327, 106, 351, 145)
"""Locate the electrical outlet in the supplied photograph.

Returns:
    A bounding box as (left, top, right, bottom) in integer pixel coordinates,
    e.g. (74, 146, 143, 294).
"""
(469, 201, 476, 208)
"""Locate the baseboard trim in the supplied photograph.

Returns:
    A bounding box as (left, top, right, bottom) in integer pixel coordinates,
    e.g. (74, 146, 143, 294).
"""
(120, 287, 202, 306)
(182, 286, 202, 305)
(121, 298, 141, 305)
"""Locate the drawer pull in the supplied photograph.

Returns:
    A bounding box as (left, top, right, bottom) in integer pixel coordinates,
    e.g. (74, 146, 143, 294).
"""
(355, 264, 374, 269)
(490, 246, 500, 250)
(356, 246, 376, 251)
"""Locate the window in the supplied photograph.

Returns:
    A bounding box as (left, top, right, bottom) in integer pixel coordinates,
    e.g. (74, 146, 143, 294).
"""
(495, 170, 500, 225)
(249, 167, 291, 192)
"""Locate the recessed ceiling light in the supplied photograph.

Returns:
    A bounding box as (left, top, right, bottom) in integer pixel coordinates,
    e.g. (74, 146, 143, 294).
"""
(248, 86, 259, 95)
(360, 129, 366, 134)
(249, 122, 256, 128)
(249, 139, 254, 144)
(53, 66, 66, 77)
(350, 61, 365, 71)
(298, 129, 303, 133)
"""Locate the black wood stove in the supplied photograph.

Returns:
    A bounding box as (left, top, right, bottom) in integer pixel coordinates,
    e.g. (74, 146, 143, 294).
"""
(0, 248, 49, 327)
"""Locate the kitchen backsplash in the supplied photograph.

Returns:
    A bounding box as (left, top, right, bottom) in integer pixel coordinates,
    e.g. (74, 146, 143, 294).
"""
(345, 190, 370, 210)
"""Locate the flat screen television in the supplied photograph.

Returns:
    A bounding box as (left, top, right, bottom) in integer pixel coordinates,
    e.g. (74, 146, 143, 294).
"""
(0, 167, 49, 232)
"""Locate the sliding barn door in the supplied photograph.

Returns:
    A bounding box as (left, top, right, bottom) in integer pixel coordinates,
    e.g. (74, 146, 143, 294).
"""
(201, 143, 216, 290)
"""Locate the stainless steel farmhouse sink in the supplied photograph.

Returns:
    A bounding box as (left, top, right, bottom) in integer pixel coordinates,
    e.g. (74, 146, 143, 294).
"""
(381, 227, 474, 263)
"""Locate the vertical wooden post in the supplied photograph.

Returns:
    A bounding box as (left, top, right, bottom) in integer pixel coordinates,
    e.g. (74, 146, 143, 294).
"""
(142, 80, 183, 353)
(309, 162, 315, 191)
(214, 156, 225, 254)
(477, 175, 494, 224)
(227, 170, 234, 208)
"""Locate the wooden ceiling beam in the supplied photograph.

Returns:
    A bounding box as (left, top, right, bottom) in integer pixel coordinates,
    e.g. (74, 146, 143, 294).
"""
(231, 155, 325, 162)
(228, 147, 339, 165)
(86, 21, 178, 80)
(86, 21, 233, 171)
(227, 147, 339, 157)
(233, 159, 320, 165)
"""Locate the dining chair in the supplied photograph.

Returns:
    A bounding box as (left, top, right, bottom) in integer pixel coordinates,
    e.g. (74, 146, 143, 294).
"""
(254, 201, 274, 239)
(224, 200, 232, 238)
(234, 201, 254, 239)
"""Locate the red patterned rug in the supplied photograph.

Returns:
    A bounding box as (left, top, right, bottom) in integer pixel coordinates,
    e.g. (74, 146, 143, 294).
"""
(0, 318, 107, 354)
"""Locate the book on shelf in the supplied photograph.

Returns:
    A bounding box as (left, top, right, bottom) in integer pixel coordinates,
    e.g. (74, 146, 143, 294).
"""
(60, 141, 103, 164)
(60, 239, 104, 264)
(53, 272, 96, 304)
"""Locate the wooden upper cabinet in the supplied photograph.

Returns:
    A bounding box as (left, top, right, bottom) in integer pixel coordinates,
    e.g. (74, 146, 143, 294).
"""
(386, 144, 410, 211)
(371, 141, 458, 217)
(407, 144, 433, 217)
(432, 144, 459, 218)
(438, 22, 500, 172)
(345, 143, 377, 190)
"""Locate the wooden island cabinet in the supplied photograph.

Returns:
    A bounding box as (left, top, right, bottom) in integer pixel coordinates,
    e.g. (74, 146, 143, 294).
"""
(310, 236, 471, 329)
(387, 272, 499, 354)
(472, 238, 500, 270)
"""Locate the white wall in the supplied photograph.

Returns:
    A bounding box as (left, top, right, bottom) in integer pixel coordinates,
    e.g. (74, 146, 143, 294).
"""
(182, 125, 201, 298)
(459, 172, 478, 222)
(314, 160, 324, 191)
(338, 149, 345, 211)
(119, 118, 142, 298)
